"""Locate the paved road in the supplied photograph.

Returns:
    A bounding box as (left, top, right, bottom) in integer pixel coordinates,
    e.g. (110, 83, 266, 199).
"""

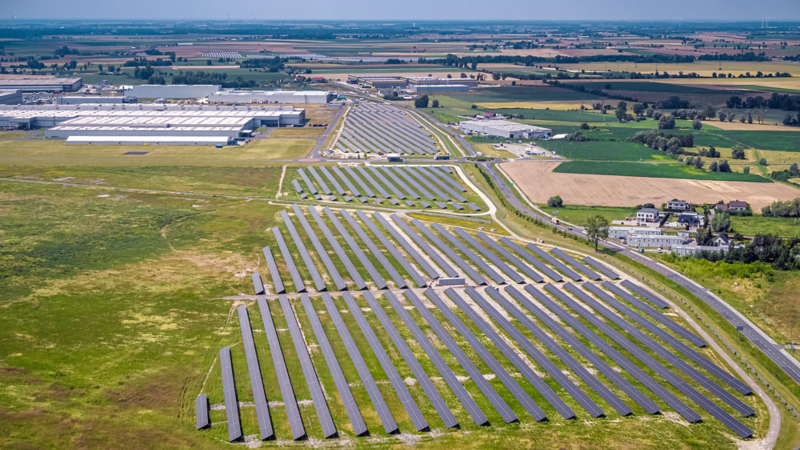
(309, 105, 345, 159)
(480, 161, 800, 387)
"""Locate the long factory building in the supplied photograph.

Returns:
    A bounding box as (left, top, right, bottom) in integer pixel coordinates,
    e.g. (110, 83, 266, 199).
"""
(0, 104, 305, 143)
(459, 120, 553, 139)
(122, 85, 334, 104)
(0, 77, 83, 92)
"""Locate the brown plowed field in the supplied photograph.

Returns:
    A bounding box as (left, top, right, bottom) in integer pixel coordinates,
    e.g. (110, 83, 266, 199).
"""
(502, 161, 799, 212)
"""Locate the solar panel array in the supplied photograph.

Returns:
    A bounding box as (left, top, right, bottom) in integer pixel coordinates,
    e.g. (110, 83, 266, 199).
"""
(202, 210, 757, 440)
(334, 104, 439, 155)
(219, 346, 243, 442)
(195, 394, 209, 430)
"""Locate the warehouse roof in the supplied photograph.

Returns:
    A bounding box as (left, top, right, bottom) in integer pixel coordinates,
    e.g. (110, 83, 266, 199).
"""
(66, 136, 230, 144)
(460, 120, 551, 132)
(0, 77, 81, 86)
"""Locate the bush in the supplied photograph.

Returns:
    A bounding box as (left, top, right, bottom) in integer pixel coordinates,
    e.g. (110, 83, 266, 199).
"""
(547, 195, 563, 208)
(731, 144, 746, 159)
(762, 198, 800, 217)
(431, 99, 439, 108)
(659, 114, 676, 129)
(692, 119, 702, 130)
(711, 211, 731, 232)
(414, 95, 430, 108)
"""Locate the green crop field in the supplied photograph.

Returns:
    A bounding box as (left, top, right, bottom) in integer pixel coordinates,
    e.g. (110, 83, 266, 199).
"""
(535, 140, 672, 161)
(731, 215, 800, 238)
(567, 81, 740, 94)
(450, 86, 602, 102)
(541, 204, 639, 225)
(553, 161, 773, 182)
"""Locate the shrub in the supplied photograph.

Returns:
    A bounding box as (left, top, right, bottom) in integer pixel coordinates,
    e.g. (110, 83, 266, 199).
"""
(547, 195, 563, 208)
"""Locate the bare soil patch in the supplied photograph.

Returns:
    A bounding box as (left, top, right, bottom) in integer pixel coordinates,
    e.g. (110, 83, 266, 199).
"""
(502, 161, 799, 211)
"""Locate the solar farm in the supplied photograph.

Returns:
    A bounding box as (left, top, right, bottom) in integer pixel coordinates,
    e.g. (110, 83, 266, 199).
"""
(333, 104, 441, 155)
(287, 164, 483, 212)
(196, 206, 759, 443)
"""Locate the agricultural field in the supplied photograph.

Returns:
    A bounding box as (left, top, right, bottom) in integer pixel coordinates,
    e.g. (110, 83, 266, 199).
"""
(730, 215, 800, 238)
(501, 161, 798, 210)
(553, 161, 772, 182)
(540, 204, 639, 226)
(267, 127, 326, 138)
(534, 140, 671, 162)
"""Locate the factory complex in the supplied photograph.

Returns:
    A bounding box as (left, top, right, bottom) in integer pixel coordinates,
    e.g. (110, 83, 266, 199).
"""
(459, 120, 553, 139)
(122, 85, 334, 104)
(0, 104, 305, 145)
(0, 77, 83, 92)
(347, 75, 477, 92)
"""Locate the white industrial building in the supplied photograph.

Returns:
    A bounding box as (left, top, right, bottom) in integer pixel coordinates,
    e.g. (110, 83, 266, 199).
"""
(124, 84, 221, 99)
(58, 96, 137, 105)
(0, 103, 305, 143)
(0, 77, 82, 92)
(626, 234, 689, 248)
(608, 226, 663, 240)
(0, 90, 22, 105)
(459, 120, 552, 139)
(406, 77, 478, 87)
(409, 84, 469, 93)
(65, 136, 231, 146)
(207, 90, 333, 104)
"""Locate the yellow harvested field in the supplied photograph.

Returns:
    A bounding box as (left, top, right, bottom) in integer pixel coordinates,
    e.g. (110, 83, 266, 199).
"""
(705, 121, 800, 131)
(555, 61, 800, 77)
(477, 101, 586, 110)
(502, 161, 799, 212)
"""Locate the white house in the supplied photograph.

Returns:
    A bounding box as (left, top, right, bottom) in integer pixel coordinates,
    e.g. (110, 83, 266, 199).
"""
(636, 208, 660, 223)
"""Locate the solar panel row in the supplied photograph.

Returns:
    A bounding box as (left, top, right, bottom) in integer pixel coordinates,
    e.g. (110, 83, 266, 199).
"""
(251, 272, 265, 295)
(339, 209, 408, 289)
(526, 244, 582, 281)
(582, 256, 620, 279)
(219, 346, 243, 442)
(374, 213, 439, 279)
(297, 168, 318, 195)
(355, 210, 427, 288)
(404, 290, 517, 423)
(621, 279, 670, 309)
(454, 228, 523, 283)
(476, 232, 543, 282)
(300, 294, 368, 436)
(333, 166, 361, 197)
(550, 248, 601, 280)
(307, 167, 332, 195)
(410, 219, 486, 284)
(500, 238, 564, 282)
(323, 207, 388, 290)
(291, 179, 303, 194)
(256, 297, 306, 440)
(307, 206, 368, 290)
(261, 247, 285, 294)
(195, 394, 209, 430)
(344, 166, 374, 198)
(271, 227, 306, 293)
(329, 293, 399, 434)
(237, 306, 274, 440)
(432, 223, 504, 284)
(320, 166, 347, 196)
(278, 295, 338, 438)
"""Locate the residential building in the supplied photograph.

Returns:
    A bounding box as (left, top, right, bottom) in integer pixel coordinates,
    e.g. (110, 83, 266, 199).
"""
(730, 201, 748, 211)
(636, 208, 660, 223)
(672, 245, 727, 257)
(667, 200, 690, 211)
(677, 212, 703, 228)
(609, 226, 663, 240)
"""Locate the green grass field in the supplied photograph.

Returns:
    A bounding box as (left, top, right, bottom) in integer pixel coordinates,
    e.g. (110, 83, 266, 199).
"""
(0, 139, 315, 167)
(553, 161, 773, 182)
(535, 140, 671, 161)
(541, 204, 638, 225)
(450, 85, 603, 102)
(731, 215, 800, 237)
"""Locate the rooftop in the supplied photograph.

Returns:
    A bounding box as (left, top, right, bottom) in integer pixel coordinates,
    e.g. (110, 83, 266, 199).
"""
(0, 77, 81, 86)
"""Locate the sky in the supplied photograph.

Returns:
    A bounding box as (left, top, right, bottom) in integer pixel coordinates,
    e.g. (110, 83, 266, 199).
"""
(4, 0, 800, 21)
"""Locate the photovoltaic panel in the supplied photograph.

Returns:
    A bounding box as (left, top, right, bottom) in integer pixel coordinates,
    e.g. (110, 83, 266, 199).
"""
(482, 287, 628, 416)
(373, 213, 439, 279)
(404, 290, 517, 423)
(431, 223, 504, 284)
(420, 200, 431, 208)
(300, 193, 308, 199)
(297, 168, 318, 195)
(291, 205, 347, 291)
(344, 166, 374, 198)
(355, 210, 426, 287)
(584, 283, 752, 402)
(390, 199, 399, 206)
(401, 167, 449, 201)
(500, 238, 563, 282)
(272, 227, 306, 293)
(344, 196, 352, 202)
(430, 166, 468, 192)
(219, 346, 243, 442)
(195, 394, 209, 430)
(451, 203, 464, 211)
(368, 166, 405, 199)
(356, 166, 390, 199)
(410, 219, 486, 285)
(380, 166, 419, 199)
(554, 284, 752, 437)
(359, 197, 367, 203)
(307, 206, 367, 291)
(476, 233, 543, 282)
(323, 207, 387, 290)
(237, 306, 275, 440)
(257, 297, 306, 440)
(251, 272, 266, 295)
(504, 285, 659, 415)
(436, 202, 447, 209)
(453, 227, 523, 283)
(261, 247, 285, 295)
(583, 256, 620, 279)
(320, 166, 347, 196)
(417, 166, 467, 202)
(406, 200, 415, 207)
(603, 282, 705, 347)
(281, 210, 327, 292)
(391, 166, 436, 201)
(621, 279, 670, 309)
(466, 203, 481, 212)
(300, 295, 368, 436)
(325, 294, 399, 434)
(550, 248, 600, 281)
(356, 292, 429, 431)
(526, 244, 581, 281)
(390, 214, 458, 278)
(438, 288, 548, 421)
(332, 166, 361, 197)
(307, 166, 332, 195)
(339, 209, 408, 289)
(292, 179, 303, 194)
(278, 295, 338, 438)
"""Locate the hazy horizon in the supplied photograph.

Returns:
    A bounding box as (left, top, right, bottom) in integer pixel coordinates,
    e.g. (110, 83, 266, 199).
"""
(4, 0, 800, 22)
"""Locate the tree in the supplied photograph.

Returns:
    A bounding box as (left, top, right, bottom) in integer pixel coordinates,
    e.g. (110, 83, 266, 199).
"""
(696, 227, 714, 246)
(743, 166, 750, 174)
(584, 215, 609, 252)
(711, 211, 731, 232)
(718, 111, 727, 122)
(632, 103, 644, 116)
(694, 157, 704, 169)
(710, 161, 719, 172)
(432, 99, 440, 108)
(692, 119, 702, 130)
(731, 144, 746, 159)
(759, 158, 768, 166)
(658, 114, 675, 129)
(547, 195, 563, 208)
(414, 95, 429, 108)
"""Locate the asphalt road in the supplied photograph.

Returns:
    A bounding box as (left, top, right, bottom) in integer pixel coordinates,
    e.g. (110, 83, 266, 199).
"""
(479, 161, 800, 387)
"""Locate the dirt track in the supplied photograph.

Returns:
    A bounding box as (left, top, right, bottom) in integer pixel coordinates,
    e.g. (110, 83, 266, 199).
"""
(502, 161, 799, 212)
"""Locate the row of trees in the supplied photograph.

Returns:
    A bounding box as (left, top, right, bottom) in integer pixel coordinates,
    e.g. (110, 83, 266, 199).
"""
(686, 234, 799, 271)
(627, 129, 694, 155)
(762, 198, 800, 217)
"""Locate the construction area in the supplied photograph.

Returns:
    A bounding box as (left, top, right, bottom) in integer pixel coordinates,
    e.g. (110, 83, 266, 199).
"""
(197, 204, 758, 442)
